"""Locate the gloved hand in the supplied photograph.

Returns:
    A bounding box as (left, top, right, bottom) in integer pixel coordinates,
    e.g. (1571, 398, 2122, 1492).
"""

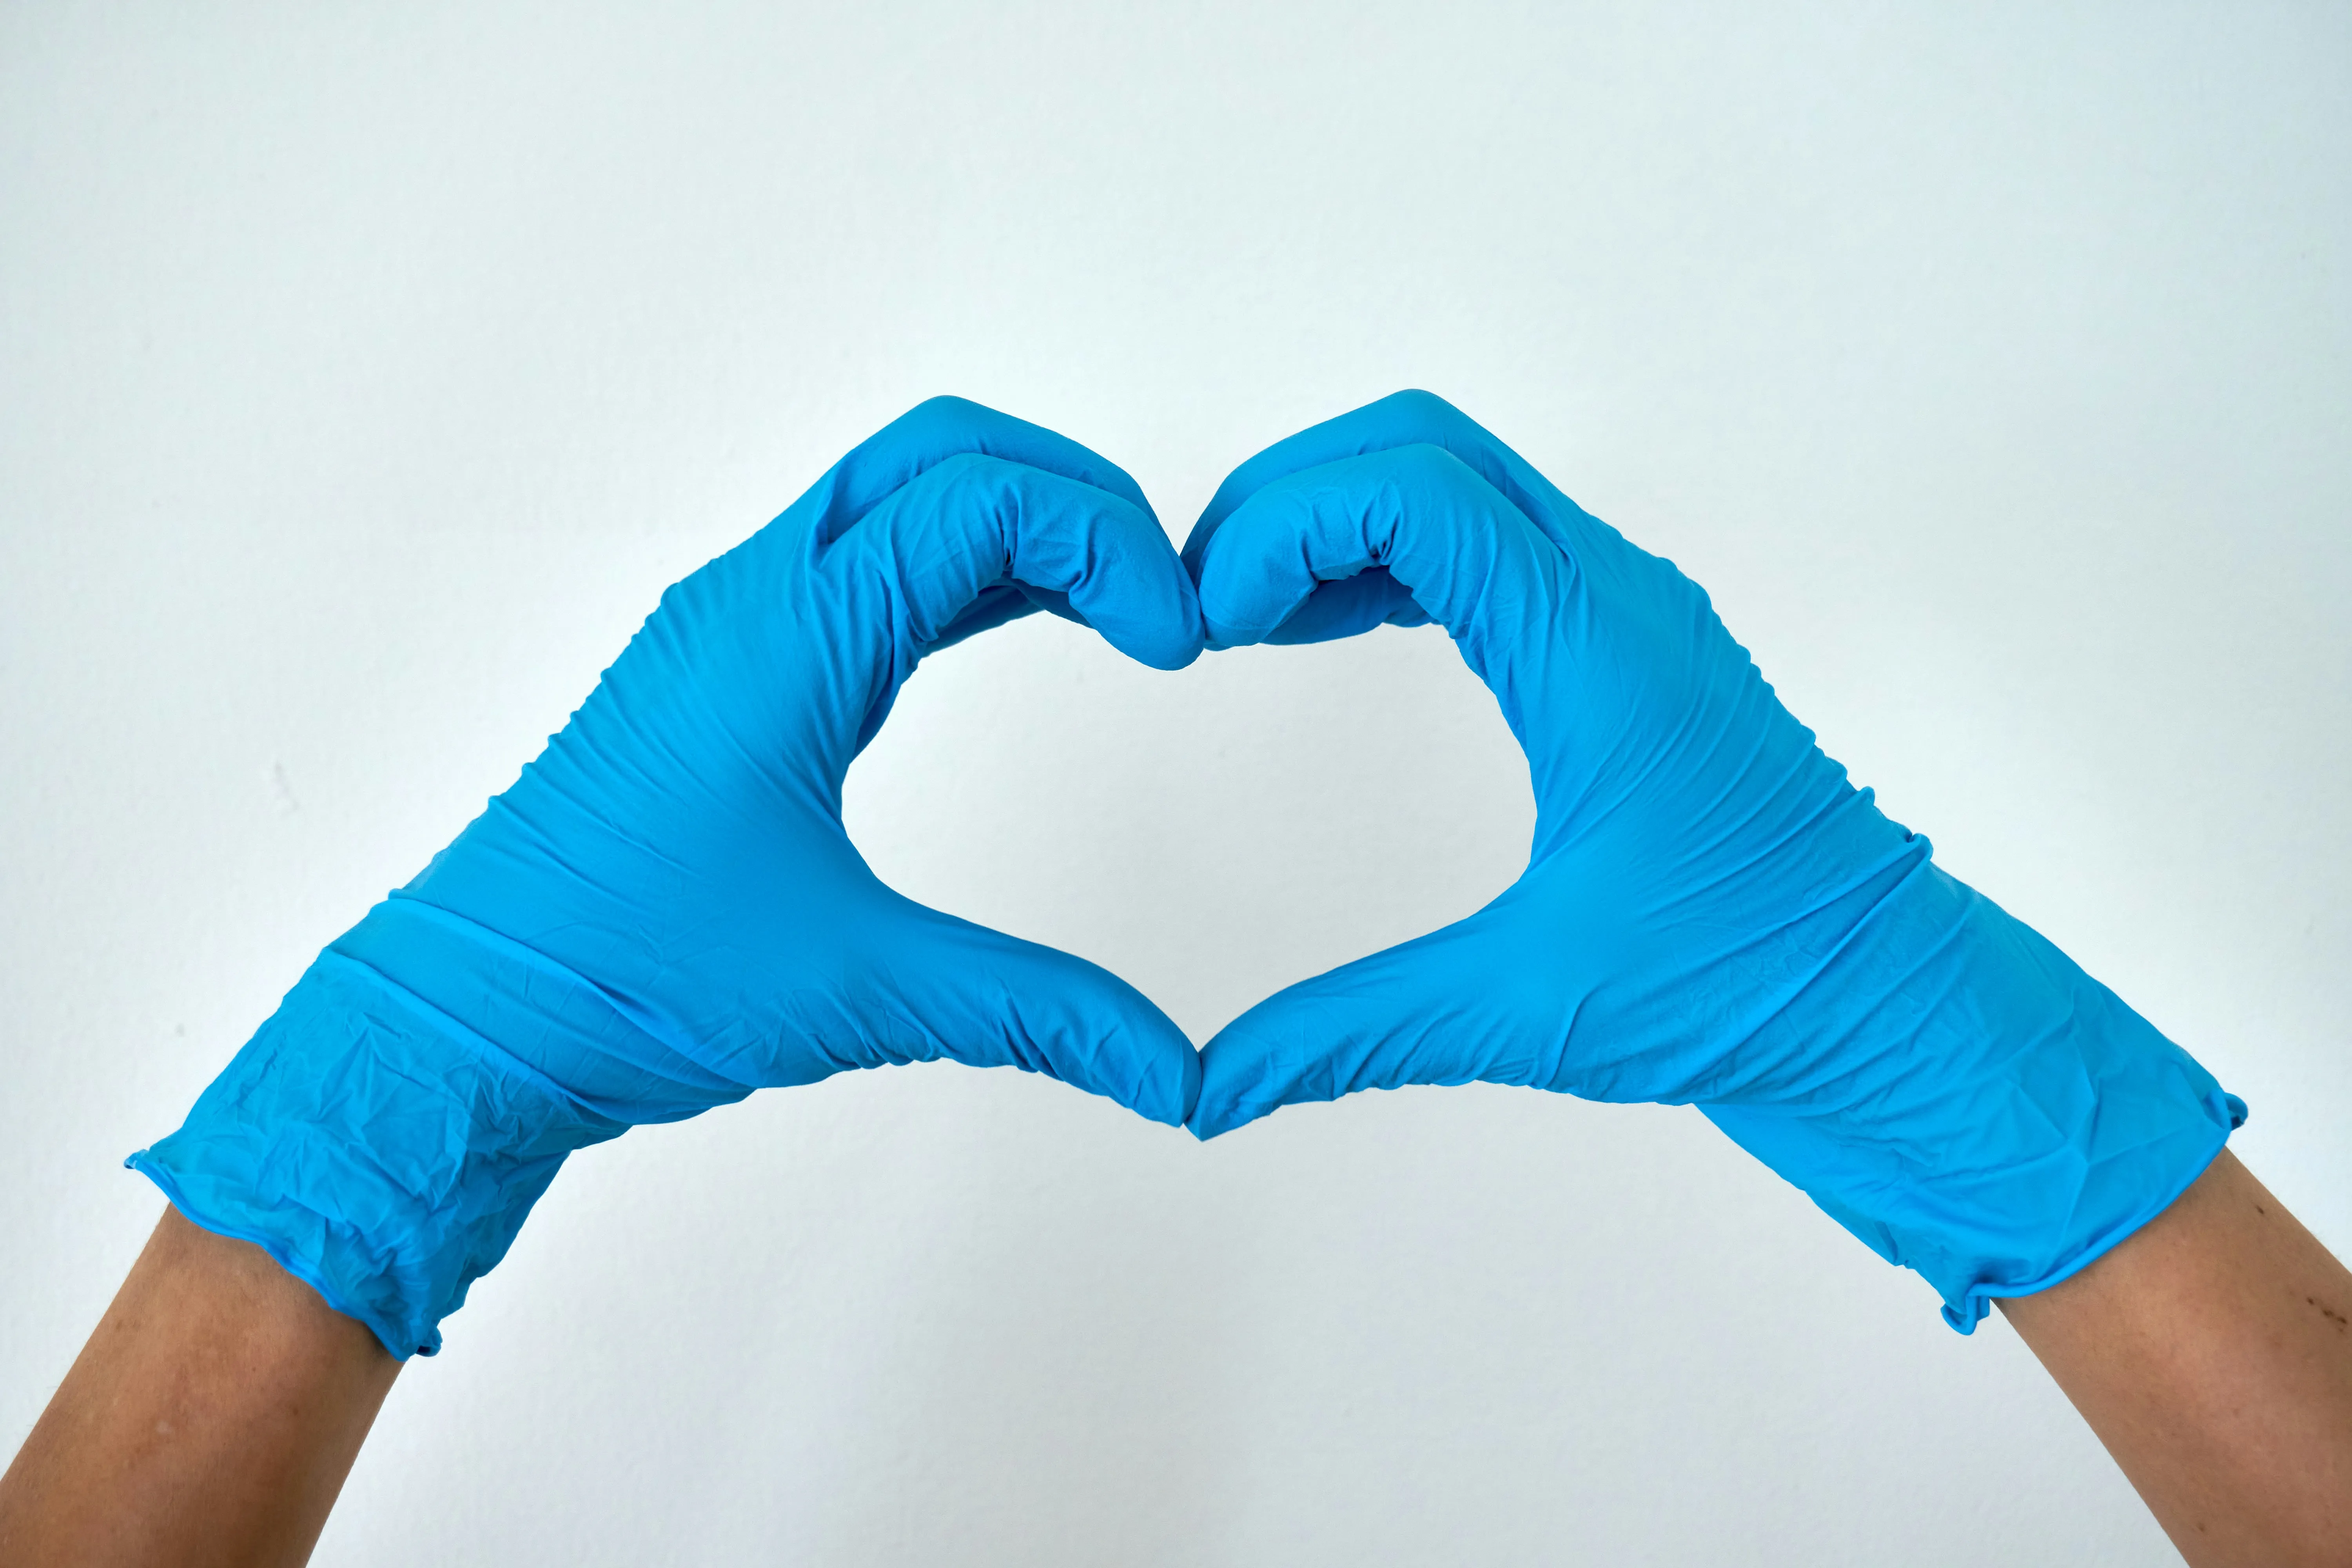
(1183, 390, 2241, 1330)
(131, 398, 1205, 1358)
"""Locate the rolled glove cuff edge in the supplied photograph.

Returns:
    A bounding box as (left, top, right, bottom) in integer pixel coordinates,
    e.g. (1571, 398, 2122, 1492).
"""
(128, 955, 628, 1359)
(1936, 1092, 2245, 1334)
(123, 1151, 432, 1360)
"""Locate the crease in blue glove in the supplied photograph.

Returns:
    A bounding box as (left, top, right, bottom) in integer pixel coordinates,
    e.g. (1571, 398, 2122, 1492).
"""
(1182, 389, 2241, 1332)
(132, 397, 1205, 1357)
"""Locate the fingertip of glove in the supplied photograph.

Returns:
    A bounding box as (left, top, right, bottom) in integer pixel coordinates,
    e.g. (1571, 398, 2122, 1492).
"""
(1181, 1065, 1252, 1140)
(1177, 1063, 1204, 1129)
(1094, 999, 1200, 1129)
(1181, 1093, 1222, 1140)
(1133, 634, 1206, 672)
(1201, 617, 1272, 652)
(901, 392, 993, 423)
(1183, 1097, 1250, 1141)
(1069, 563, 1206, 672)
(1151, 1035, 1203, 1129)
(1367, 387, 1471, 426)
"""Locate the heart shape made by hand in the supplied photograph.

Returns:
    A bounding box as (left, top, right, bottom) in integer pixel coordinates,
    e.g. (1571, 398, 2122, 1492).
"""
(1170, 390, 2236, 1343)
(134, 390, 2239, 1361)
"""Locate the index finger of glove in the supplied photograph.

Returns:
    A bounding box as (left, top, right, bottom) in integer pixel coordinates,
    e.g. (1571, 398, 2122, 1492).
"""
(1188, 903, 1567, 1139)
(1183, 390, 1582, 575)
(820, 396, 1159, 539)
(832, 450, 1203, 672)
(1192, 445, 1569, 707)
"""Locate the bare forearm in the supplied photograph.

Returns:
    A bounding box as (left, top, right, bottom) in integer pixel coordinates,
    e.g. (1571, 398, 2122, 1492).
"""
(0, 1207, 400, 1568)
(1999, 1150, 2352, 1566)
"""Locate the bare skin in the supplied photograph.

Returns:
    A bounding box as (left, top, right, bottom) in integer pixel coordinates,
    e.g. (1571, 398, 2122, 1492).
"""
(4, 1156, 2349, 1566)
(0, 1209, 398, 1568)
(1999, 1149, 2352, 1566)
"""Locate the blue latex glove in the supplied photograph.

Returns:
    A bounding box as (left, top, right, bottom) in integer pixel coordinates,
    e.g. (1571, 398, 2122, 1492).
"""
(1183, 390, 2242, 1330)
(131, 397, 1205, 1358)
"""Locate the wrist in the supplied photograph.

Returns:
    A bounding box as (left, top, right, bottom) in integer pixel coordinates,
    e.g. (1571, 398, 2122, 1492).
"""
(1702, 861, 2242, 1329)
(130, 947, 627, 1357)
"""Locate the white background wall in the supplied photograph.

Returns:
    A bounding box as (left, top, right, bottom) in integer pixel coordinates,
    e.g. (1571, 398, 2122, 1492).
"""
(5, 4, 2347, 1563)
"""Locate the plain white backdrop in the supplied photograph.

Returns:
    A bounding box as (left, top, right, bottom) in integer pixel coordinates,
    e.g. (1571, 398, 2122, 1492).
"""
(4, 4, 2347, 1563)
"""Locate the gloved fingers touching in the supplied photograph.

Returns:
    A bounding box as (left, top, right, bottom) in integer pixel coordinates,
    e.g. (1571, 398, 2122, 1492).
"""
(1190, 444, 1570, 704)
(1183, 390, 1586, 581)
(1187, 905, 1575, 1139)
(804, 396, 1191, 663)
(795, 895, 1201, 1126)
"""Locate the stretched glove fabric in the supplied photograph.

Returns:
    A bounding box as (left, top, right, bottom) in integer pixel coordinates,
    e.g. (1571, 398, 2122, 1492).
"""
(1183, 390, 2241, 1330)
(131, 398, 1205, 1358)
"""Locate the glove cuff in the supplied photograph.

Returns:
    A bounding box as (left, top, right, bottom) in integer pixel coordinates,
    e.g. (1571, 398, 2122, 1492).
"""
(129, 943, 627, 1358)
(1700, 861, 2243, 1332)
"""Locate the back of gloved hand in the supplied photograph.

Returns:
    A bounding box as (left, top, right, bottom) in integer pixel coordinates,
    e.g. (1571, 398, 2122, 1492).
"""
(132, 397, 1205, 1358)
(1183, 390, 2241, 1330)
